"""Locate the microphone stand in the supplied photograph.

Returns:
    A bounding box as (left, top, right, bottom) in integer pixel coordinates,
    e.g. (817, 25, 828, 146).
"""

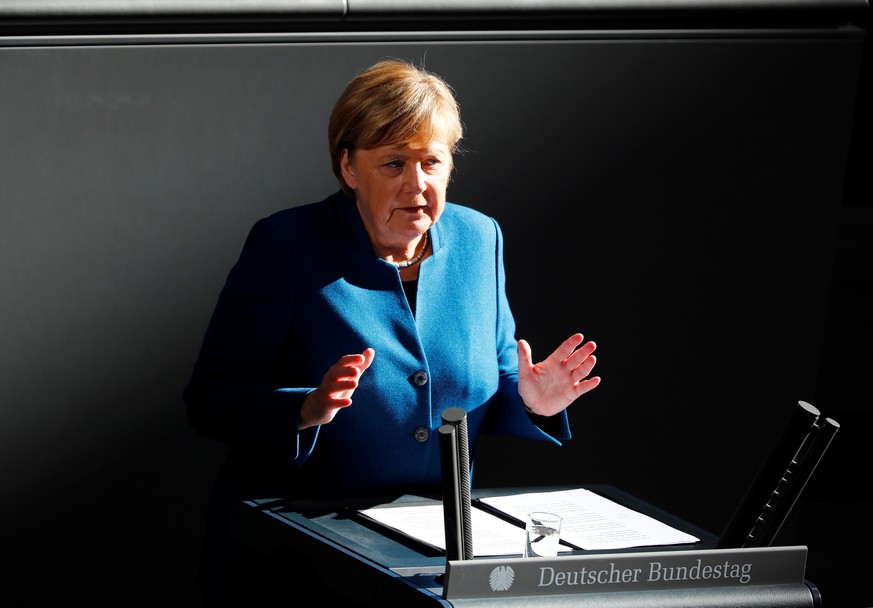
(439, 407, 474, 561)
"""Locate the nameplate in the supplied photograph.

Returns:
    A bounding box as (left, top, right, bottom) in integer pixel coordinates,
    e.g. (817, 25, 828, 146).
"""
(442, 545, 807, 599)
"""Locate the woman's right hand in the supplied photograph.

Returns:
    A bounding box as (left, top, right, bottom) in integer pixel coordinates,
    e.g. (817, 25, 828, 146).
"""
(299, 348, 375, 429)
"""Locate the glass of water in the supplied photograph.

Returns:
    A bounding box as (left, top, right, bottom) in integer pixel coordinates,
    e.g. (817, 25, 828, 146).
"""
(523, 511, 562, 558)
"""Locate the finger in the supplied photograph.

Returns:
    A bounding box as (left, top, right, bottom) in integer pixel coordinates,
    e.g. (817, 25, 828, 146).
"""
(566, 341, 597, 370)
(336, 352, 369, 368)
(333, 348, 376, 377)
(324, 395, 353, 408)
(553, 333, 585, 363)
(328, 364, 363, 384)
(517, 339, 533, 370)
(573, 355, 597, 382)
(327, 377, 359, 391)
(359, 347, 376, 371)
(321, 377, 359, 402)
(575, 375, 602, 396)
(332, 352, 374, 376)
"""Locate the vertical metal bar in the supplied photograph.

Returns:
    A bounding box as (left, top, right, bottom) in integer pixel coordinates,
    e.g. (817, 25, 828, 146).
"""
(441, 407, 474, 559)
(438, 423, 464, 561)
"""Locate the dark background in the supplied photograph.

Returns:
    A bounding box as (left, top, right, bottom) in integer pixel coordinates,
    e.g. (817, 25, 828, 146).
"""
(1, 2, 869, 606)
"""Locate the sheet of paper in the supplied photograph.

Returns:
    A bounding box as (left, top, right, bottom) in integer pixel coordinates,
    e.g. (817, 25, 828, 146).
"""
(478, 488, 700, 550)
(358, 502, 574, 557)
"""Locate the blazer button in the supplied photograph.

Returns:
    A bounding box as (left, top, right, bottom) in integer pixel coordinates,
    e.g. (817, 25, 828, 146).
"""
(414, 427, 429, 442)
(412, 370, 429, 386)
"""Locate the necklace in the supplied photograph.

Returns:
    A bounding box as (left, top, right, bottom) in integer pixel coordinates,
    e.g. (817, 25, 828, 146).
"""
(385, 231, 429, 268)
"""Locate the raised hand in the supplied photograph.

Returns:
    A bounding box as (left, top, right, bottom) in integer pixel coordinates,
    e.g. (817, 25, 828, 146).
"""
(299, 348, 375, 429)
(517, 334, 600, 417)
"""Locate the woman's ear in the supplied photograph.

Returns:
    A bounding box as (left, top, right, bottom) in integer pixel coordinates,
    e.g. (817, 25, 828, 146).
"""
(340, 148, 357, 190)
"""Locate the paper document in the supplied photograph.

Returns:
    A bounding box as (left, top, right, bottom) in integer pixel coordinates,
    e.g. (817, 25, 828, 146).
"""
(479, 488, 700, 550)
(360, 502, 576, 557)
(358, 487, 699, 557)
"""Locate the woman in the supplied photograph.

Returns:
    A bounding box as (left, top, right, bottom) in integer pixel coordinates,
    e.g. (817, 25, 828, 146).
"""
(184, 58, 600, 604)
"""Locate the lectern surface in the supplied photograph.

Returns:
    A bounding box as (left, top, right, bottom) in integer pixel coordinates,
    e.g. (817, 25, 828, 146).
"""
(244, 485, 717, 566)
(235, 486, 817, 607)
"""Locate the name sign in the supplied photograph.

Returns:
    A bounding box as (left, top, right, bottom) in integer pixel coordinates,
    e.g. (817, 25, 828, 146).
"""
(442, 545, 807, 600)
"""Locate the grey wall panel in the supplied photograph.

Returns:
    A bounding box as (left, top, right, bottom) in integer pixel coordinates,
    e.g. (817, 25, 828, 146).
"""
(0, 29, 863, 603)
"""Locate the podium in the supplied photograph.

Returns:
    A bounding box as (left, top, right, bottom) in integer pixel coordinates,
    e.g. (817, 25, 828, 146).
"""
(233, 485, 822, 607)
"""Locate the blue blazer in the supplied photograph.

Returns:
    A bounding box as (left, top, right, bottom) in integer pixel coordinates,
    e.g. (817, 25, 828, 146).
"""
(185, 190, 570, 501)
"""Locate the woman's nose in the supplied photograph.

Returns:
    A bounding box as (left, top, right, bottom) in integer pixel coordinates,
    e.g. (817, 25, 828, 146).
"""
(404, 164, 427, 193)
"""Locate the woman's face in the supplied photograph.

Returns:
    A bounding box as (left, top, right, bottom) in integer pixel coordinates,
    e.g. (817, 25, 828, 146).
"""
(341, 140, 452, 256)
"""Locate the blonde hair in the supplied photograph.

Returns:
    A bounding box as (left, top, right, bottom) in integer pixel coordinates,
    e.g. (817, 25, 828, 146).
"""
(328, 58, 464, 197)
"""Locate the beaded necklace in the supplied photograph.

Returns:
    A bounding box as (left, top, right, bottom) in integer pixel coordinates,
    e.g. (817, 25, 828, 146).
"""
(384, 231, 429, 268)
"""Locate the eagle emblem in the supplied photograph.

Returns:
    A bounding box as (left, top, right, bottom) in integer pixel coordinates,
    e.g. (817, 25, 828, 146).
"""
(489, 565, 515, 591)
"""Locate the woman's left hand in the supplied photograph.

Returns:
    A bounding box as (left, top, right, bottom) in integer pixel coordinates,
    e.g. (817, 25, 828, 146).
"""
(517, 333, 600, 417)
